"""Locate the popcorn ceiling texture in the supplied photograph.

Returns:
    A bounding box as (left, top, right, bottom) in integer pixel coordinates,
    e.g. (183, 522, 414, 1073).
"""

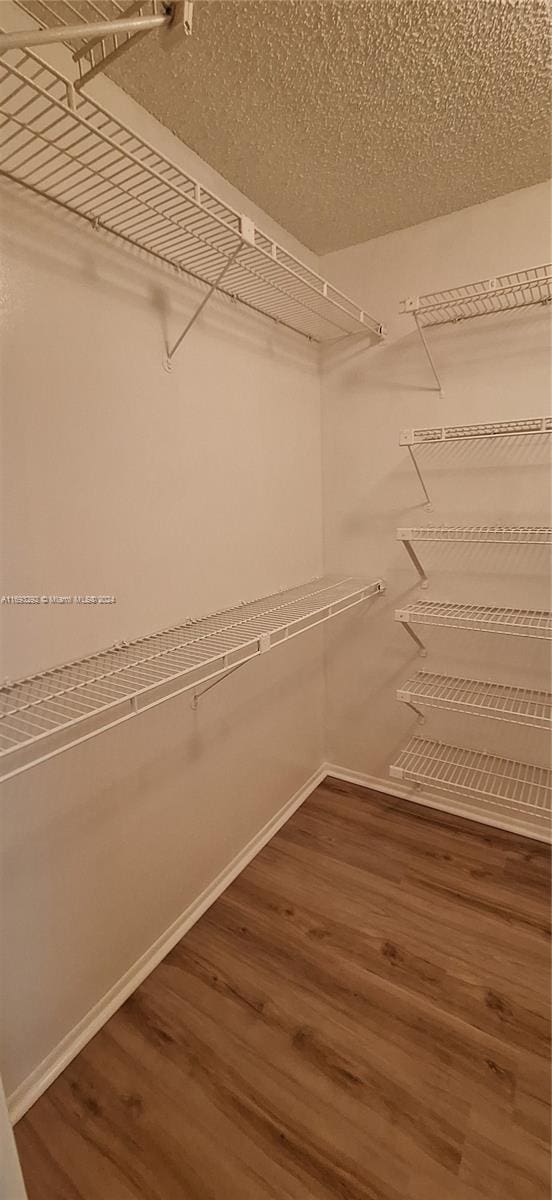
(20, 0, 552, 253)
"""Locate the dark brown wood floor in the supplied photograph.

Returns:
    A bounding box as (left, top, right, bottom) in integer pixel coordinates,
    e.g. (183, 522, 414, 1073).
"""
(15, 780, 551, 1200)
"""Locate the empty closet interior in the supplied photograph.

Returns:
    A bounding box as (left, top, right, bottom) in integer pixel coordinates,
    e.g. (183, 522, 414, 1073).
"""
(0, 2, 550, 1197)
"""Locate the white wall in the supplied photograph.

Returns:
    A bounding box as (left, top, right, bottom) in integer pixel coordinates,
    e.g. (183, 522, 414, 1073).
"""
(321, 183, 551, 823)
(0, 42, 326, 1107)
(0, 183, 323, 679)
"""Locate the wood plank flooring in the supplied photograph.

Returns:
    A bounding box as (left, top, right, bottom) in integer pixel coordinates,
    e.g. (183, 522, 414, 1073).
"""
(15, 781, 551, 1199)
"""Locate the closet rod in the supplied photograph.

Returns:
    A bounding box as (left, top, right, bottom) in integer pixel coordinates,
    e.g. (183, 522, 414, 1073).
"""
(0, 14, 167, 52)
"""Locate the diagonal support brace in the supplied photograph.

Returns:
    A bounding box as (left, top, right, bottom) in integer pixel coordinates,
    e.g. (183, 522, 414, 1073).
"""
(404, 700, 426, 723)
(413, 312, 445, 397)
(407, 445, 432, 509)
(191, 659, 247, 710)
(399, 621, 427, 657)
(191, 629, 271, 708)
(400, 538, 429, 587)
(164, 242, 242, 370)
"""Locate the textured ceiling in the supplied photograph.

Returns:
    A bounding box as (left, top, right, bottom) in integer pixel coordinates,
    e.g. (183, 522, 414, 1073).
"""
(19, 0, 552, 253)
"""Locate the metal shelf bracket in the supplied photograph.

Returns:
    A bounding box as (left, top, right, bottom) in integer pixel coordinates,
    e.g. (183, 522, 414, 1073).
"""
(164, 242, 242, 370)
(402, 297, 445, 397)
(191, 626, 272, 708)
(191, 659, 246, 711)
(404, 700, 425, 723)
(412, 310, 445, 397)
(406, 445, 432, 508)
(398, 537, 429, 587)
(399, 620, 427, 656)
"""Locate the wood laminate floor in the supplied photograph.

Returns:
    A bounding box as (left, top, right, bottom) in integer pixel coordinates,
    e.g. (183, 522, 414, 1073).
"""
(15, 781, 551, 1200)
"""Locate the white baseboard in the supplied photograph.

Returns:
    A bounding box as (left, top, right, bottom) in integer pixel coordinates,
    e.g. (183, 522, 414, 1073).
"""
(323, 762, 550, 843)
(8, 765, 325, 1125)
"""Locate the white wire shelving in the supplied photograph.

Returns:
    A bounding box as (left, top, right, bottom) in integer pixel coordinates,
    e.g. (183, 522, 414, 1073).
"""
(397, 525, 552, 586)
(390, 737, 551, 832)
(395, 600, 552, 655)
(400, 416, 552, 447)
(0, 45, 384, 359)
(0, 575, 384, 783)
(400, 416, 552, 507)
(401, 265, 552, 329)
(400, 265, 552, 395)
(398, 525, 551, 544)
(398, 670, 552, 731)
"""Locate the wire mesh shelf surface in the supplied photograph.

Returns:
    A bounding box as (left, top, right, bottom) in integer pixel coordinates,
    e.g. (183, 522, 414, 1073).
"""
(0, 575, 384, 781)
(400, 264, 552, 328)
(398, 671, 552, 730)
(399, 416, 552, 447)
(397, 526, 552, 544)
(395, 601, 552, 640)
(0, 45, 383, 343)
(390, 737, 551, 821)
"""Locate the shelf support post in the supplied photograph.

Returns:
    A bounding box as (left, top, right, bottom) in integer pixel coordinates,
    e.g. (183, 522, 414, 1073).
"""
(400, 538, 429, 587)
(413, 312, 445, 398)
(400, 621, 427, 656)
(407, 445, 432, 508)
(164, 242, 242, 370)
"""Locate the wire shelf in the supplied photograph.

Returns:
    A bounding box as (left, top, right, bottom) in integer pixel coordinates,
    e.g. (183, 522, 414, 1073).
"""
(390, 737, 551, 824)
(395, 601, 552, 641)
(397, 525, 552, 545)
(400, 265, 552, 328)
(0, 575, 384, 781)
(0, 45, 383, 344)
(400, 416, 552, 447)
(398, 671, 552, 730)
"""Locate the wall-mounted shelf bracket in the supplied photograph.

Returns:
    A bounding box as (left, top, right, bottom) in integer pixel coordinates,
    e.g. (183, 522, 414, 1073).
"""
(191, 659, 246, 710)
(404, 301, 445, 397)
(398, 619, 427, 656)
(191, 626, 272, 708)
(164, 241, 243, 370)
(406, 445, 432, 508)
(398, 535, 428, 587)
(402, 699, 425, 723)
